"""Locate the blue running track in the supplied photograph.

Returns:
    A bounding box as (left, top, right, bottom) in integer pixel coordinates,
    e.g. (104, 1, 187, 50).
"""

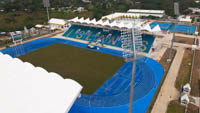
(1, 38, 164, 113)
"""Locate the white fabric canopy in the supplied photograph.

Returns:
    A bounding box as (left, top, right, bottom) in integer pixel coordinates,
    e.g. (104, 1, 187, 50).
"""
(48, 18, 66, 25)
(89, 18, 97, 25)
(141, 24, 152, 32)
(151, 25, 161, 32)
(0, 52, 82, 113)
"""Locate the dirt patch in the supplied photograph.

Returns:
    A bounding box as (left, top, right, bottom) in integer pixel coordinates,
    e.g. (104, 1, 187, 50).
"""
(175, 49, 193, 90)
(174, 37, 194, 45)
(187, 104, 199, 113)
(146, 48, 176, 113)
(190, 50, 200, 97)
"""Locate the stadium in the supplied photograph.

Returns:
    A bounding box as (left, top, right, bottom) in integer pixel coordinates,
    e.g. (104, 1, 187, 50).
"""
(0, 15, 167, 113)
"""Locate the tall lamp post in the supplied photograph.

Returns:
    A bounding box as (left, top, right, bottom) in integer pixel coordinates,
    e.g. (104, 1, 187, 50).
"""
(43, 0, 50, 21)
(168, 2, 180, 62)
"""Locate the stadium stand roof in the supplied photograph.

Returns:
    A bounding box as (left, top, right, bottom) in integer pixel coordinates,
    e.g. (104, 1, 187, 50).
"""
(0, 52, 82, 113)
(68, 17, 143, 29)
(101, 12, 140, 20)
(48, 18, 67, 25)
(127, 9, 165, 14)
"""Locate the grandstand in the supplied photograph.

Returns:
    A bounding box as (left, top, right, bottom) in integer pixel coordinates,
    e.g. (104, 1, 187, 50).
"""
(63, 25, 155, 53)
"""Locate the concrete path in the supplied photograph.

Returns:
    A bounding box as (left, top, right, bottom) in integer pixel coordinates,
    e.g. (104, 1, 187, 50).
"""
(151, 47, 185, 113)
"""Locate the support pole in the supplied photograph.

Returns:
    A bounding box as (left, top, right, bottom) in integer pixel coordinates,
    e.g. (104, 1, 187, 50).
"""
(46, 7, 50, 21)
(168, 21, 176, 62)
(129, 28, 137, 113)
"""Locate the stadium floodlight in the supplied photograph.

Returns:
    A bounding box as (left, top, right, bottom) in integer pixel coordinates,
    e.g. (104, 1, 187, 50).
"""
(168, 2, 180, 62)
(120, 18, 143, 113)
(43, 0, 50, 21)
(10, 32, 25, 57)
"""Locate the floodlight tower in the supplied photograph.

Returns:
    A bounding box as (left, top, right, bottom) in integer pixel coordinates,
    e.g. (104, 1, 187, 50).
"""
(43, 0, 50, 21)
(121, 18, 143, 113)
(168, 2, 180, 62)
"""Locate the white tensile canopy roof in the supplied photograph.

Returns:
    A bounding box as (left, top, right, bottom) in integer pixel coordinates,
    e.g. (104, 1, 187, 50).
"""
(183, 83, 191, 91)
(151, 25, 161, 32)
(96, 19, 103, 25)
(102, 20, 110, 26)
(35, 24, 44, 28)
(118, 22, 126, 28)
(141, 24, 152, 32)
(48, 18, 66, 26)
(0, 52, 82, 113)
(180, 94, 190, 103)
(89, 18, 97, 25)
(83, 18, 90, 24)
(78, 17, 85, 23)
(68, 16, 143, 29)
(69, 17, 79, 23)
(126, 23, 134, 29)
(110, 21, 118, 27)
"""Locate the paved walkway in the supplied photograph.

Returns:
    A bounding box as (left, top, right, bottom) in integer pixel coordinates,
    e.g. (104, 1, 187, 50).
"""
(151, 47, 185, 113)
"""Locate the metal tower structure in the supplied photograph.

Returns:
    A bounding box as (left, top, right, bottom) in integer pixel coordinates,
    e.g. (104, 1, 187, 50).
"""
(121, 28, 143, 62)
(120, 18, 143, 113)
(10, 32, 24, 57)
(43, 0, 50, 21)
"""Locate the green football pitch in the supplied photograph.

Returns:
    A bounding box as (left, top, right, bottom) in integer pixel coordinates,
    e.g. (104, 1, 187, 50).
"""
(19, 43, 125, 94)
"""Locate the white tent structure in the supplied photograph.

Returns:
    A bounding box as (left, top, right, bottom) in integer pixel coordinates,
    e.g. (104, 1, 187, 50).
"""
(110, 21, 118, 27)
(180, 94, 190, 105)
(141, 24, 152, 32)
(96, 19, 103, 26)
(68, 16, 144, 29)
(151, 25, 161, 32)
(89, 18, 97, 25)
(83, 18, 90, 24)
(48, 18, 67, 30)
(78, 17, 85, 24)
(183, 83, 191, 93)
(102, 20, 110, 26)
(0, 52, 82, 113)
(69, 17, 79, 23)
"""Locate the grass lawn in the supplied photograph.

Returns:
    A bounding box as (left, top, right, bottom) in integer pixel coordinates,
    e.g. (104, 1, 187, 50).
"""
(167, 101, 185, 113)
(19, 43, 125, 95)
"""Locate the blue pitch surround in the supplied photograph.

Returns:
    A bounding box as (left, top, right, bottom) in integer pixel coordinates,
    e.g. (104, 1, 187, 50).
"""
(1, 38, 164, 113)
(150, 22, 172, 31)
(150, 22, 196, 34)
(170, 24, 196, 34)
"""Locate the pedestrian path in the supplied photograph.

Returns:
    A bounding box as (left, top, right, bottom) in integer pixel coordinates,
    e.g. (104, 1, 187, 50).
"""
(151, 47, 185, 113)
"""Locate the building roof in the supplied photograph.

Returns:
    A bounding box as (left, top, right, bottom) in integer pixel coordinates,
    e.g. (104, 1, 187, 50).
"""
(0, 52, 82, 113)
(127, 9, 165, 14)
(48, 18, 67, 25)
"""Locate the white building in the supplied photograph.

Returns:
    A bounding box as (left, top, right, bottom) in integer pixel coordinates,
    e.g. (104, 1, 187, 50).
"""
(0, 53, 82, 113)
(127, 9, 165, 18)
(188, 7, 200, 14)
(77, 7, 85, 12)
(48, 18, 67, 30)
(178, 15, 192, 23)
(180, 94, 190, 105)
